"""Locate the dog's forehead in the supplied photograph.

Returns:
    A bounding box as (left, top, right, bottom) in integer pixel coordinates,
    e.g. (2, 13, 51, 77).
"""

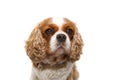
(51, 17, 65, 28)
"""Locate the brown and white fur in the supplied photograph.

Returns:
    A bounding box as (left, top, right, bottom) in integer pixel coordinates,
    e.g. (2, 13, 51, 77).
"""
(25, 17, 83, 80)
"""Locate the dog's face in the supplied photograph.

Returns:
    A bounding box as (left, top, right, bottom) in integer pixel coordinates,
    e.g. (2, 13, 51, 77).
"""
(39, 18, 75, 56)
(25, 17, 83, 67)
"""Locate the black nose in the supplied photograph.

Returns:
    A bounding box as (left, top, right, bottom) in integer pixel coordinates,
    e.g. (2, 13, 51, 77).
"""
(56, 34, 66, 42)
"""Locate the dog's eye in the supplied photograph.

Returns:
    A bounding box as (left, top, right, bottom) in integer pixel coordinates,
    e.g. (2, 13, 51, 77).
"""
(66, 28, 73, 35)
(45, 28, 54, 35)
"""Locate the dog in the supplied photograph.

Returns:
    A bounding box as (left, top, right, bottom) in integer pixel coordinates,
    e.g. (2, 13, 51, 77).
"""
(25, 17, 83, 80)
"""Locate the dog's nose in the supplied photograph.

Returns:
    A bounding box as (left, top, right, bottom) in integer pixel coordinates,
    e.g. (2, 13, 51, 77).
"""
(56, 34, 66, 42)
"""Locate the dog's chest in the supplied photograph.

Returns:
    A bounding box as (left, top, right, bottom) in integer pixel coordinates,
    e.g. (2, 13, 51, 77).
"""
(34, 63, 73, 80)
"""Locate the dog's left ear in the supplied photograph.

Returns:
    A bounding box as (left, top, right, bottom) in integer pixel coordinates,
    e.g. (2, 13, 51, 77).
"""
(70, 28, 84, 61)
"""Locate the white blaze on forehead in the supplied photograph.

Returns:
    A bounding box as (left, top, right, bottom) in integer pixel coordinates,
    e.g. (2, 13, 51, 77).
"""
(52, 17, 64, 27)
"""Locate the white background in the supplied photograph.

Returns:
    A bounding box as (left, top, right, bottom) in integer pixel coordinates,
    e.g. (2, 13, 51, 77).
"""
(0, 0, 120, 80)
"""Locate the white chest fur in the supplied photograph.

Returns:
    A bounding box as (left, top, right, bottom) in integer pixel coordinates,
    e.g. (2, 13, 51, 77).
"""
(31, 62, 74, 80)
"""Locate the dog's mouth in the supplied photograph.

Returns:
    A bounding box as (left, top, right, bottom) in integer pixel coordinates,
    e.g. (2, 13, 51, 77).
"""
(56, 42, 66, 48)
(56, 42, 70, 51)
(48, 41, 70, 56)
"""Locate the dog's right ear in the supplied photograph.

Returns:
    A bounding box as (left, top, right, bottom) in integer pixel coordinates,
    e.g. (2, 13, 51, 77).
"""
(25, 26, 47, 63)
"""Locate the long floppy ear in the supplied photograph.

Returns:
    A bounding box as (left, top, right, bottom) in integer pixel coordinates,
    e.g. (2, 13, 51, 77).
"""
(25, 26, 47, 63)
(70, 29, 83, 61)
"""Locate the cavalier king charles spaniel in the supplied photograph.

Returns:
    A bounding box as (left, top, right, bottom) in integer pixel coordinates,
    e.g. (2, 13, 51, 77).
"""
(25, 17, 83, 80)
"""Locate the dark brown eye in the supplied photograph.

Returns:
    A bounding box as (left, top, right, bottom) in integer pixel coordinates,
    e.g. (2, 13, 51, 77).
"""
(45, 28, 54, 35)
(66, 28, 73, 35)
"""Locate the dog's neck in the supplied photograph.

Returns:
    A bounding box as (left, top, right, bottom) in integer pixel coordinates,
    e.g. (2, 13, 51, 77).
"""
(32, 53, 70, 70)
(33, 61, 69, 70)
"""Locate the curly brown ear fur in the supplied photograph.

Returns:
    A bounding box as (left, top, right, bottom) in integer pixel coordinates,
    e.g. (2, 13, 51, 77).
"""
(25, 25, 47, 63)
(70, 29, 83, 61)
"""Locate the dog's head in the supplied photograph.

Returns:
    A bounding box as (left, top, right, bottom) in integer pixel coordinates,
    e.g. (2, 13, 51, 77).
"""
(25, 17, 83, 67)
